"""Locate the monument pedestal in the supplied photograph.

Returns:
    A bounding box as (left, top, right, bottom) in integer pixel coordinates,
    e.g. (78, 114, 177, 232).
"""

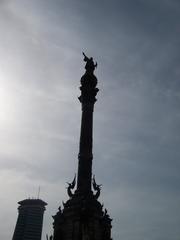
(53, 192, 111, 240)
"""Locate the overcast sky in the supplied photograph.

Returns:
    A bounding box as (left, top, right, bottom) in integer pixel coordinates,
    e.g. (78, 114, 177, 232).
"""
(0, 0, 180, 240)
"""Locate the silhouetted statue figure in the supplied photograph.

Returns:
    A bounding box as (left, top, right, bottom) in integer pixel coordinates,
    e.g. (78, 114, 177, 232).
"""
(66, 174, 76, 198)
(83, 52, 97, 74)
(92, 175, 102, 199)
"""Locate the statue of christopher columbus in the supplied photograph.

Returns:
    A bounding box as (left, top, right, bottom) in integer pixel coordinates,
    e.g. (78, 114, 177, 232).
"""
(83, 52, 97, 75)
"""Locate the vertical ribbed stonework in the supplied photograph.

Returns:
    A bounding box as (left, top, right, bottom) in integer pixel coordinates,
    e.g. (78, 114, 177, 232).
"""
(52, 53, 112, 240)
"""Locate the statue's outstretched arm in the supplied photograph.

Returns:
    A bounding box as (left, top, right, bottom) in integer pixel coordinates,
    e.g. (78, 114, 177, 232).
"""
(82, 52, 89, 61)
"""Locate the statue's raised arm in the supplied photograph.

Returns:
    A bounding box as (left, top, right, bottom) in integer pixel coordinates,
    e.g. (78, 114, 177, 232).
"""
(82, 52, 97, 74)
(82, 52, 89, 62)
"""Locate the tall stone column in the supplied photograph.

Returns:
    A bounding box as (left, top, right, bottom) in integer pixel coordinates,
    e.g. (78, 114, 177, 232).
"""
(52, 53, 112, 240)
(77, 54, 99, 196)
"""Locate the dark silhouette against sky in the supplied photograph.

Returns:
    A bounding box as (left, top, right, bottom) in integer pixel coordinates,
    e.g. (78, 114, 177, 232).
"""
(0, 1, 180, 240)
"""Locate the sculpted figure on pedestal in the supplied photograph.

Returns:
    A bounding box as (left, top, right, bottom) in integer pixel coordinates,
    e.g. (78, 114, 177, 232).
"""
(83, 52, 97, 74)
(66, 174, 76, 198)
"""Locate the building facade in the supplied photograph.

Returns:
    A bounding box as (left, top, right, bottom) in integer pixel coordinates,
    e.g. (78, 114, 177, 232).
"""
(12, 199, 47, 240)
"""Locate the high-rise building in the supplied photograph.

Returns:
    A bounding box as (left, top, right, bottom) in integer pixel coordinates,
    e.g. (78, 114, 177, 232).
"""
(12, 198, 47, 240)
(52, 53, 112, 240)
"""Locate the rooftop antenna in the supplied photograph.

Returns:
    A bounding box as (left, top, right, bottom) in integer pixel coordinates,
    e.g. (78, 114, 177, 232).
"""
(37, 186, 41, 199)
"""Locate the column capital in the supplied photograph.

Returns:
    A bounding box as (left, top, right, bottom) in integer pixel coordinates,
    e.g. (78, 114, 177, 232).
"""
(78, 73, 99, 104)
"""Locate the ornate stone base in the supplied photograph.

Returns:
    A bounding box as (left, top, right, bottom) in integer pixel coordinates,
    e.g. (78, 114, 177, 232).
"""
(53, 191, 112, 240)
